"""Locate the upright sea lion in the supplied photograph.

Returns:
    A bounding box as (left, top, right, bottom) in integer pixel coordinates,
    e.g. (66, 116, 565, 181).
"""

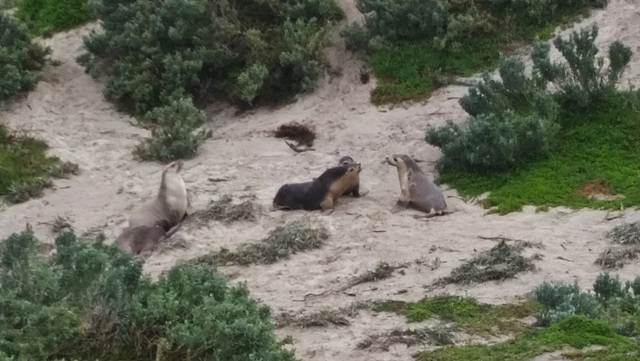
(385, 154, 447, 215)
(128, 160, 188, 231)
(273, 163, 362, 212)
(336, 156, 363, 197)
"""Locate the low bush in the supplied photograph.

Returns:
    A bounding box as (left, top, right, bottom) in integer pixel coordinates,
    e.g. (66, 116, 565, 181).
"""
(0, 229, 297, 361)
(15, 0, 93, 35)
(534, 273, 640, 335)
(0, 12, 50, 102)
(427, 26, 639, 213)
(133, 96, 210, 163)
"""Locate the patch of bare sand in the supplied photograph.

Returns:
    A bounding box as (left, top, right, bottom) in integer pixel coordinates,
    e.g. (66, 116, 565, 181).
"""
(1, 1, 640, 360)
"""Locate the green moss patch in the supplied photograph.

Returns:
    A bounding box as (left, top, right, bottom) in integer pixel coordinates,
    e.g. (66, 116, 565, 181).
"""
(0, 124, 78, 203)
(373, 295, 540, 335)
(417, 315, 636, 361)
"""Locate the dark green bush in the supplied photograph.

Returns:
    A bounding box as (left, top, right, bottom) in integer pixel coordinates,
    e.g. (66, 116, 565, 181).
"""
(0, 230, 297, 361)
(134, 95, 210, 163)
(427, 56, 559, 173)
(342, 0, 608, 54)
(78, 0, 341, 162)
(427, 24, 630, 173)
(15, 0, 93, 35)
(0, 12, 50, 102)
(79, 0, 342, 114)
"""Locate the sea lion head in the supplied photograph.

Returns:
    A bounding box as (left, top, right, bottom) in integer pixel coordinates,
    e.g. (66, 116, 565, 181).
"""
(164, 160, 184, 174)
(338, 156, 357, 167)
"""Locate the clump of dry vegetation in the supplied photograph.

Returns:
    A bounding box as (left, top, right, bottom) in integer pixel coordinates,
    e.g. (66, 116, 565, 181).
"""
(275, 305, 358, 328)
(50, 215, 73, 233)
(597, 222, 640, 269)
(188, 218, 329, 266)
(349, 261, 407, 286)
(274, 121, 316, 152)
(190, 194, 261, 225)
(444, 240, 539, 284)
(357, 325, 454, 351)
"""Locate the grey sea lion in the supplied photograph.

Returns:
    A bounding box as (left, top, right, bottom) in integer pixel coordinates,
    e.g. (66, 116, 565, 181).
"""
(385, 154, 447, 215)
(128, 160, 188, 231)
(273, 163, 362, 212)
(116, 225, 167, 256)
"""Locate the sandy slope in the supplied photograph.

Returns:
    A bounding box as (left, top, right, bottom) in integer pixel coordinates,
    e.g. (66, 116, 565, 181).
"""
(2, 1, 640, 360)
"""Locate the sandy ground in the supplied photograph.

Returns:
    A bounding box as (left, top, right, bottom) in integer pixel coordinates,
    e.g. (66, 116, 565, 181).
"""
(2, 1, 640, 360)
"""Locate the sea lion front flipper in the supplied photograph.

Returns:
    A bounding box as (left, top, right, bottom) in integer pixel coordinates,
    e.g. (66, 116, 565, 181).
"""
(320, 195, 335, 213)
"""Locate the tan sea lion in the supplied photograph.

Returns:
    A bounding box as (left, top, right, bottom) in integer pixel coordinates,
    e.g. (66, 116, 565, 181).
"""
(273, 163, 362, 212)
(337, 156, 363, 197)
(128, 160, 188, 231)
(385, 154, 447, 215)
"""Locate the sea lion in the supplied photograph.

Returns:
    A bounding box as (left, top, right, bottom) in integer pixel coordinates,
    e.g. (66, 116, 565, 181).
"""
(116, 225, 166, 256)
(336, 156, 363, 197)
(128, 160, 188, 231)
(116, 220, 184, 256)
(273, 163, 362, 212)
(385, 154, 447, 215)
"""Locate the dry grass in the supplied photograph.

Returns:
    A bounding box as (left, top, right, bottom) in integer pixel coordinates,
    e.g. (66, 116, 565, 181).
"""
(349, 261, 407, 286)
(608, 222, 640, 245)
(274, 121, 316, 147)
(596, 245, 640, 269)
(275, 305, 358, 328)
(357, 325, 455, 351)
(596, 222, 640, 269)
(188, 218, 329, 266)
(51, 215, 73, 233)
(189, 194, 261, 225)
(444, 240, 538, 284)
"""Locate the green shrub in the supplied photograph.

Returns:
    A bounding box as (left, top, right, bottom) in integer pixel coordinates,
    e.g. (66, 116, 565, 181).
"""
(427, 55, 561, 173)
(534, 273, 640, 335)
(0, 230, 297, 361)
(427, 24, 630, 174)
(134, 95, 209, 163)
(532, 23, 632, 111)
(0, 12, 50, 102)
(79, 0, 341, 115)
(15, 0, 93, 35)
(345, 0, 608, 104)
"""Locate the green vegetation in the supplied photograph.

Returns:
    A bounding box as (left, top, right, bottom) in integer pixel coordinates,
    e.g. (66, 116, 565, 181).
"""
(188, 218, 329, 266)
(426, 25, 638, 213)
(416, 274, 640, 361)
(342, 0, 607, 104)
(0, 123, 78, 204)
(373, 295, 539, 335)
(15, 0, 93, 35)
(535, 273, 640, 335)
(78, 0, 342, 162)
(0, 12, 50, 103)
(436, 91, 640, 213)
(0, 229, 296, 361)
(417, 315, 636, 361)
